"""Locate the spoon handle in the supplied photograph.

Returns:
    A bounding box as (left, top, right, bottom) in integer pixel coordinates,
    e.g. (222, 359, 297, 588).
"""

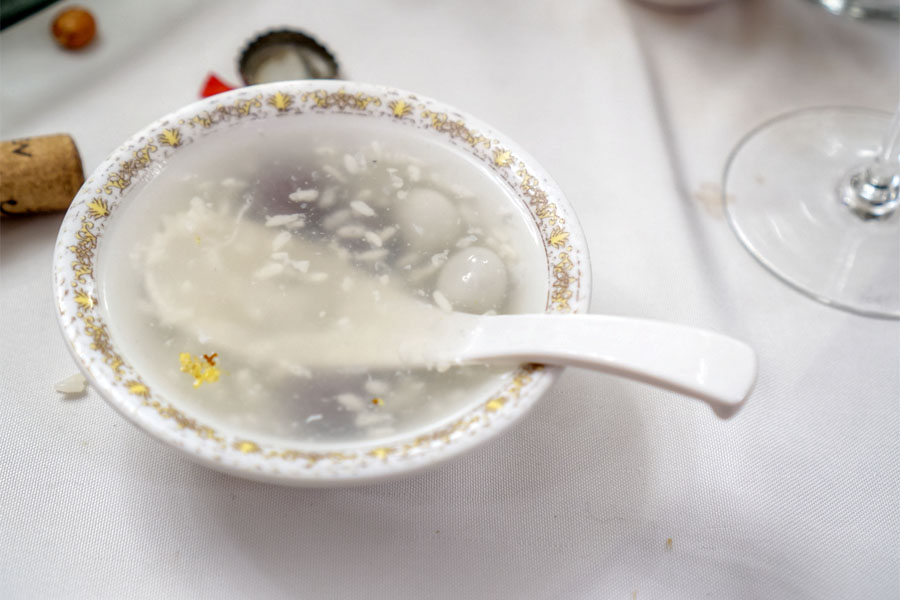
(464, 314, 757, 418)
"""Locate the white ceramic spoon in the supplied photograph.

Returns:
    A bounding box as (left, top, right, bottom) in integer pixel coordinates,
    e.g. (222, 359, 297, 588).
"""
(287, 310, 757, 419)
(144, 202, 757, 418)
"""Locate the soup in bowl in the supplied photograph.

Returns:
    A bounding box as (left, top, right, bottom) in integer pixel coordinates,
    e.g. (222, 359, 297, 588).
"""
(53, 81, 590, 484)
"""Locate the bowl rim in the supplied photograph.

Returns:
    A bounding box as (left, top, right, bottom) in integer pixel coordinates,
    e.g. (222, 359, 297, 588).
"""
(53, 79, 592, 485)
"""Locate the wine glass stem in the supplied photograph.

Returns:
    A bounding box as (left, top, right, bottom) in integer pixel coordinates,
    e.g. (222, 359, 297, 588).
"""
(877, 106, 900, 165)
(841, 105, 900, 219)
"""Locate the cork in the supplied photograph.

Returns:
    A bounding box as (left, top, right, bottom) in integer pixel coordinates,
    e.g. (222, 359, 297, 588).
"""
(0, 134, 85, 216)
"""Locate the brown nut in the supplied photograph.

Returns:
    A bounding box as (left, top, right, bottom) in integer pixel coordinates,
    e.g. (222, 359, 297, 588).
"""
(51, 7, 97, 50)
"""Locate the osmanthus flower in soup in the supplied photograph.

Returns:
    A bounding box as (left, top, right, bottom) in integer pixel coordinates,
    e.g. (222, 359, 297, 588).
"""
(100, 116, 548, 446)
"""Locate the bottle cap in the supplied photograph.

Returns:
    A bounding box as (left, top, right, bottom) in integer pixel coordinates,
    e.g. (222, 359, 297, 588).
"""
(238, 29, 339, 85)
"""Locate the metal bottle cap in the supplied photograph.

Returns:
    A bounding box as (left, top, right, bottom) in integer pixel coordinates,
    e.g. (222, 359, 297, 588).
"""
(238, 29, 340, 85)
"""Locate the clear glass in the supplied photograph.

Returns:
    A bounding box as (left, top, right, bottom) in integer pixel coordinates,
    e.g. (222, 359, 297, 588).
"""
(722, 106, 900, 319)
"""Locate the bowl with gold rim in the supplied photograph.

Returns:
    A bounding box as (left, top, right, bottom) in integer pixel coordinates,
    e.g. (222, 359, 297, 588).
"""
(53, 80, 590, 485)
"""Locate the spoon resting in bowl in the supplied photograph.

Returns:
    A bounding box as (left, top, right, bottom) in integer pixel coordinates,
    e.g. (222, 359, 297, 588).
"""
(295, 309, 756, 419)
(142, 201, 757, 419)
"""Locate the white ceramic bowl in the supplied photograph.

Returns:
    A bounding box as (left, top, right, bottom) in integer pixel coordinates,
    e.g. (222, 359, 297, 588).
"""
(53, 80, 591, 485)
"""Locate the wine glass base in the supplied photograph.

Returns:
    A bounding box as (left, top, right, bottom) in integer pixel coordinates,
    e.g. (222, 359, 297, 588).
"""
(723, 107, 900, 319)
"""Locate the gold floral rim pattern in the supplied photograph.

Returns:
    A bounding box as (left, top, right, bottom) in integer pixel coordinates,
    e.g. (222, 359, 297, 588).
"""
(54, 82, 588, 477)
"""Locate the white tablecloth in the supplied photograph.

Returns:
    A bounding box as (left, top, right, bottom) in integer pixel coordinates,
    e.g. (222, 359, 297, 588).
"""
(1, 1, 898, 598)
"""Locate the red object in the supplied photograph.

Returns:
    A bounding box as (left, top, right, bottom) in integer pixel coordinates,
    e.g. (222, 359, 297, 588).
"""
(200, 73, 236, 98)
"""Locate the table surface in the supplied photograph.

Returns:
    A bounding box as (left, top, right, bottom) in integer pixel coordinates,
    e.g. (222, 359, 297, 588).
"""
(1, 1, 898, 598)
